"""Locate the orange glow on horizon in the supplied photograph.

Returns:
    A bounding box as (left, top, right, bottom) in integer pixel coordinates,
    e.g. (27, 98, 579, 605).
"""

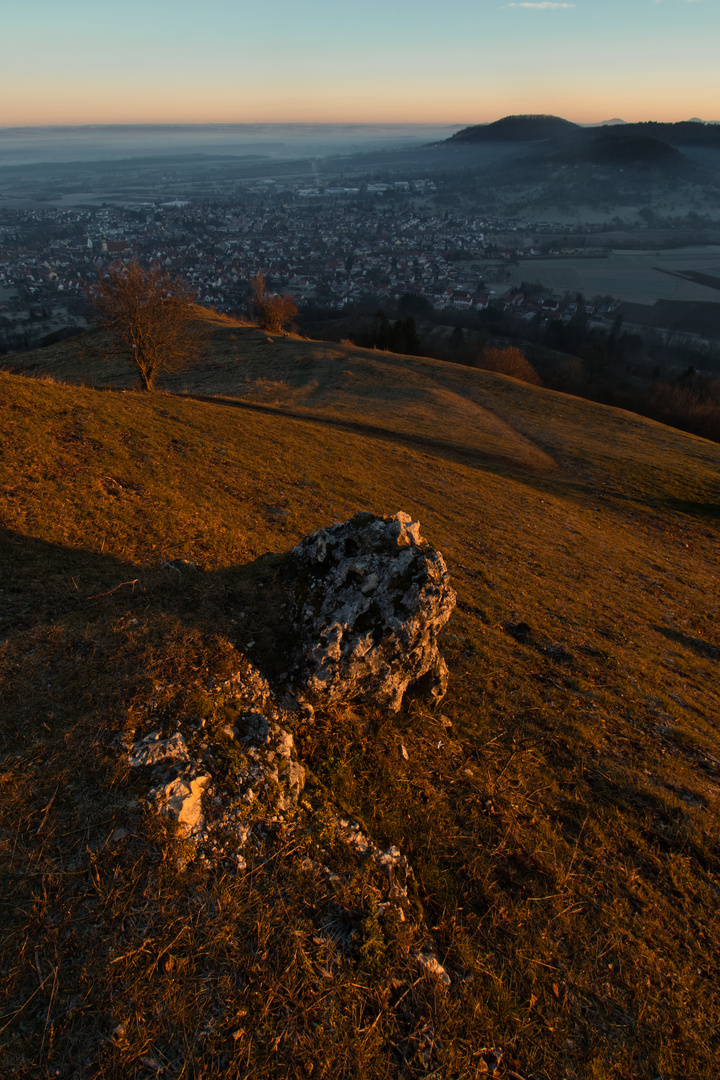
(3, 82, 718, 129)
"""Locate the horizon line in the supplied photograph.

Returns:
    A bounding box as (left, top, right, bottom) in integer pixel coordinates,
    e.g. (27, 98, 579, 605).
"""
(2, 116, 718, 132)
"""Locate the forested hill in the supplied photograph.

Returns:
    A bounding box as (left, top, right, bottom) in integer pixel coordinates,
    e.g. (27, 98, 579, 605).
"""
(448, 114, 580, 142)
(448, 114, 720, 149)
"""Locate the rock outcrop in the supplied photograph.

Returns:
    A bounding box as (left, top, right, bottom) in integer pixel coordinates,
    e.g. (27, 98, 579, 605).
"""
(287, 511, 456, 712)
(128, 731, 211, 839)
(126, 656, 306, 844)
(123, 515, 456, 981)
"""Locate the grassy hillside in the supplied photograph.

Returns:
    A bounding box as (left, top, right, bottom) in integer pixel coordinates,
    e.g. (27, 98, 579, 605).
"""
(1, 326, 719, 1079)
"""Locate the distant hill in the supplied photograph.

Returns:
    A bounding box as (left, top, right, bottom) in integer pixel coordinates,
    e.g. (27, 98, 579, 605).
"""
(554, 129, 686, 168)
(617, 120, 720, 148)
(446, 116, 720, 168)
(448, 114, 580, 143)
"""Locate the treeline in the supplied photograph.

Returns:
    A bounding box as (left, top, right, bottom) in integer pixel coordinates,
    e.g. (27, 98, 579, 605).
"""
(351, 310, 544, 387)
(352, 311, 421, 355)
(603, 369, 720, 444)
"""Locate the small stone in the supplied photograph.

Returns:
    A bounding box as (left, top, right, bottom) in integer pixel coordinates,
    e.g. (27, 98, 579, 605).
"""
(414, 951, 451, 985)
(148, 773, 211, 838)
(376, 845, 405, 872)
(399, 742, 409, 761)
(139, 1055, 162, 1073)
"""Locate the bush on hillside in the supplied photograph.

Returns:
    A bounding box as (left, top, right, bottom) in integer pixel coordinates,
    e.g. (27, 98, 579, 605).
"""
(478, 346, 542, 386)
(251, 274, 298, 333)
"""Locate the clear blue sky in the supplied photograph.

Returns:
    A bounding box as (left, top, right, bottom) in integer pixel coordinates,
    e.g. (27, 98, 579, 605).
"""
(1, 0, 718, 125)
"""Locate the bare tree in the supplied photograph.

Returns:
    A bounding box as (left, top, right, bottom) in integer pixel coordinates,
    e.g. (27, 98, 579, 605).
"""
(92, 261, 205, 391)
(250, 273, 298, 334)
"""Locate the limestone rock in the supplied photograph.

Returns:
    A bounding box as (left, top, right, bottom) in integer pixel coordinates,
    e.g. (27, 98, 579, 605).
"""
(127, 731, 191, 769)
(414, 951, 451, 985)
(234, 709, 306, 812)
(287, 511, 456, 712)
(148, 772, 212, 838)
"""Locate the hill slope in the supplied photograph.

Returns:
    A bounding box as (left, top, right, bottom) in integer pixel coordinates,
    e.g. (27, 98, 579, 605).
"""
(449, 114, 720, 150)
(449, 114, 580, 143)
(1, 330, 719, 1079)
(446, 114, 719, 172)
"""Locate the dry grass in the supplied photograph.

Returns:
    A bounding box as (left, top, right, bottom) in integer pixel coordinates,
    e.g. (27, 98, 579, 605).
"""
(1, 325, 719, 1079)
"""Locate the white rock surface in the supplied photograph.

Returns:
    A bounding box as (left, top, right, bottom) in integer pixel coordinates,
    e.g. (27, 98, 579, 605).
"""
(148, 772, 212, 838)
(288, 511, 456, 712)
(127, 731, 191, 768)
(414, 951, 451, 985)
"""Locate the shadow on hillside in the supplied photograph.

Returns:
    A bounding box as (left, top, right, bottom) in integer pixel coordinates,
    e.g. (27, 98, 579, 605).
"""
(0, 526, 138, 636)
(179, 391, 557, 476)
(178, 393, 720, 519)
(0, 526, 296, 688)
(655, 625, 720, 661)
(662, 498, 720, 520)
(0, 526, 304, 881)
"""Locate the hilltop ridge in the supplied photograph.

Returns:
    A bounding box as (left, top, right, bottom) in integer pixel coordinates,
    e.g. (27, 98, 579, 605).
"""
(449, 113, 580, 143)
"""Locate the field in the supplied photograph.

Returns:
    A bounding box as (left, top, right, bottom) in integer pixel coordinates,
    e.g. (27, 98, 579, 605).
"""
(496, 248, 720, 306)
(1, 325, 719, 1079)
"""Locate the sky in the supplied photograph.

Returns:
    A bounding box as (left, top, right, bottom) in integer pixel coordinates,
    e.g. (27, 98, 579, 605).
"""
(1, 0, 718, 127)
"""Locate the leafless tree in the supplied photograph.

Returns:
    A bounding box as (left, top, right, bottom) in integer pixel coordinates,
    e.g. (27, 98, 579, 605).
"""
(250, 273, 298, 334)
(92, 261, 206, 391)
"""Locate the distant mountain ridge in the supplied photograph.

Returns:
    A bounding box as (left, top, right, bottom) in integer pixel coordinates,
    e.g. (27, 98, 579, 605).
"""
(449, 114, 720, 145)
(446, 113, 720, 168)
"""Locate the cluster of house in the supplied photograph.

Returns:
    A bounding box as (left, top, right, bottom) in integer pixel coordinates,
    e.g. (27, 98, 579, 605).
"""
(0, 192, 608, 342)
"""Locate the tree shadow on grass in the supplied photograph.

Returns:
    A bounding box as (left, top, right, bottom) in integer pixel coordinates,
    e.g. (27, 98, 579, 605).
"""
(0, 525, 296, 679)
(0, 526, 313, 1078)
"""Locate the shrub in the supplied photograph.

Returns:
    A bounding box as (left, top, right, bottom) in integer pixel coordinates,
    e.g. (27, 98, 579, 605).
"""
(647, 378, 720, 442)
(250, 274, 298, 333)
(478, 346, 542, 386)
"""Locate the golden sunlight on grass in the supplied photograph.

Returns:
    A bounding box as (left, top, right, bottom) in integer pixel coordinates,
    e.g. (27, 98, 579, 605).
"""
(1, 325, 719, 1078)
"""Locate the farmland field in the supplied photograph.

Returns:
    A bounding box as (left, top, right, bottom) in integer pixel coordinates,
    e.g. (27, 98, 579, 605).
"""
(500, 246, 720, 304)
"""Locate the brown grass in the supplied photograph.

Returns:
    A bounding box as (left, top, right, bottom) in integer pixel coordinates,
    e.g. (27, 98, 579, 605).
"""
(1, 325, 719, 1078)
